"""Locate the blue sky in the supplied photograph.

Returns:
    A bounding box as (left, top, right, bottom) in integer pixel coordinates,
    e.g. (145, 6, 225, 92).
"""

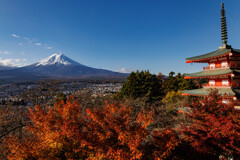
(0, 0, 240, 75)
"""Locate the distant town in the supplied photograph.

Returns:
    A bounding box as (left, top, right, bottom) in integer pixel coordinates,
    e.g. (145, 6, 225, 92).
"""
(0, 79, 123, 106)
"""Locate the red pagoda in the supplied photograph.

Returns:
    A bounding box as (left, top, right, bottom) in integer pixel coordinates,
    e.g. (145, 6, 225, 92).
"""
(182, 3, 240, 103)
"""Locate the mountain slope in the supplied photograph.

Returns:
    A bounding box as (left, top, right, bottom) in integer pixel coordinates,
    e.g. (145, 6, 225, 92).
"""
(0, 65, 15, 70)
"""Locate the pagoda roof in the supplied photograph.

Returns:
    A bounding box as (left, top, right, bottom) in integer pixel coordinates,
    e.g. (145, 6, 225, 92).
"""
(185, 68, 240, 79)
(186, 48, 240, 62)
(182, 88, 240, 97)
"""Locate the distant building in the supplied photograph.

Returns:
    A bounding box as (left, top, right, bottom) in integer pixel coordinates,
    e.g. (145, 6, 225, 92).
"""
(182, 3, 240, 103)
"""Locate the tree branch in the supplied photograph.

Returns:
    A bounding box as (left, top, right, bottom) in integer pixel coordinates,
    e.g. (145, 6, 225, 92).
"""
(0, 124, 26, 139)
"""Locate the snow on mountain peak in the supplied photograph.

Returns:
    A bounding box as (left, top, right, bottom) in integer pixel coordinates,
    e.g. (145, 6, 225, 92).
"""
(36, 53, 81, 66)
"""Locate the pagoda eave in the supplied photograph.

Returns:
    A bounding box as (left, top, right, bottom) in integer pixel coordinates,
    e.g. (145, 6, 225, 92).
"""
(182, 93, 207, 97)
(182, 92, 234, 98)
(182, 88, 239, 98)
(184, 74, 232, 79)
(186, 52, 230, 64)
(184, 68, 237, 79)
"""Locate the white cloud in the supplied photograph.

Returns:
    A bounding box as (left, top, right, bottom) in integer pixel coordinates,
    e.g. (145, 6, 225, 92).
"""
(20, 52, 25, 55)
(0, 58, 23, 67)
(35, 43, 42, 46)
(23, 37, 30, 40)
(0, 50, 11, 55)
(11, 34, 20, 38)
(12, 34, 55, 51)
(118, 68, 136, 73)
(23, 37, 35, 44)
(45, 46, 53, 50)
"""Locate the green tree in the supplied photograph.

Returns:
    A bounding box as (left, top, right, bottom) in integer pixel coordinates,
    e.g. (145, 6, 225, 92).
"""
(162, 90, 183, 106)
(166, 72, 197, 92)
(118, 70, 165, 101)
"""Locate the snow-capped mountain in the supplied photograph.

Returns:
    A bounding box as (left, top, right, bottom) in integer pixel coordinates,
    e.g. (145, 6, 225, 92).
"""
(0, 53, 127, 80)
(35, 53, 81, 66)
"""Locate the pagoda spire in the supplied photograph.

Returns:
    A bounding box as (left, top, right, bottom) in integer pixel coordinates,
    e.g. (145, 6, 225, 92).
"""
(221, 3, 228, 46)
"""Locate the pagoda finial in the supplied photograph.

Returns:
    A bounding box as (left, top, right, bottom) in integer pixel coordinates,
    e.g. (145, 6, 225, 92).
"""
(221, 3, 228, 46)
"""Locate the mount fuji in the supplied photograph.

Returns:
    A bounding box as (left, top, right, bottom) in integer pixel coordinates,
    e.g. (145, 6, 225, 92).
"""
(0, 53, 128, 80)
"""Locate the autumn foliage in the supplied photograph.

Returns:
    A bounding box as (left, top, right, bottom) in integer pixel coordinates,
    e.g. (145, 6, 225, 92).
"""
(151, 129, 179, 160)
(182, 92, 240, 159)
(6, 96, 86, 159)
(84, 102, 154, 159)
(4, 91, 240, 160)
(4, 96, 179, 160)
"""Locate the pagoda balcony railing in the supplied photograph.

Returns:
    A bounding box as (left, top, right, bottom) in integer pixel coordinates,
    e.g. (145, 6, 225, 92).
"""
(203, 65, 229, 70)
(202, 83, 240, 88)
(229, 64, 240, 68)
(203, 64, 240, 70)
